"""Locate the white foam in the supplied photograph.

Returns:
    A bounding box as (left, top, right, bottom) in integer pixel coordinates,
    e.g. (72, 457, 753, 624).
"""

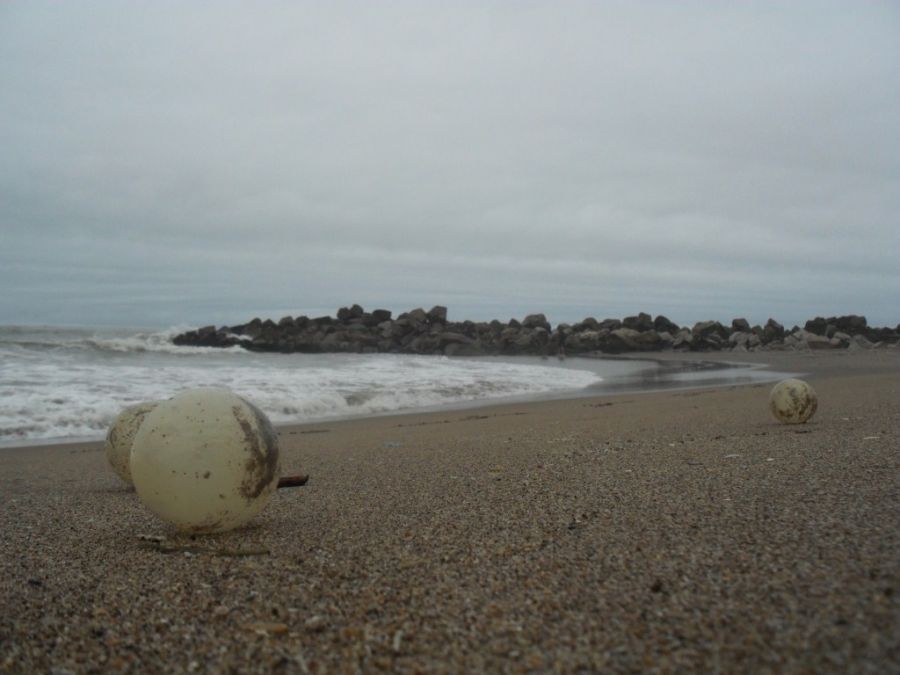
(0, 325, 246, 356)
(0, 327, 603, 445)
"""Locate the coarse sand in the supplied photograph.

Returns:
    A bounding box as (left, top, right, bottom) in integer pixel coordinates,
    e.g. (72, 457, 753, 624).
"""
(1, 350, 898, 673)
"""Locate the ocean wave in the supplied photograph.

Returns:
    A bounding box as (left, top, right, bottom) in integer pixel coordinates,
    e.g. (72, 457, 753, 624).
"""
(83, 330, 247, 356)
(0, 344, 603, 446)
(0, 326, 246, 356)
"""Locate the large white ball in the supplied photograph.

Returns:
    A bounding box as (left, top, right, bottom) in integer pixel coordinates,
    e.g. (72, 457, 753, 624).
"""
(104, 401, 160, 484)
(130, 388, 280, 533)
(769, 378, 818, 424)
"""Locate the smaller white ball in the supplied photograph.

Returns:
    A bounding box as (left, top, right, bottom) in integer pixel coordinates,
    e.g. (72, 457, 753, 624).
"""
(104, 401, 160, 484)
(769, 378, 818, 424)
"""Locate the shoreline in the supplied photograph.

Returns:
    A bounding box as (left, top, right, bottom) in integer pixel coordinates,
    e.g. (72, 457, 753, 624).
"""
(1, 348, 895, 453)
(0, 350, 822, 452)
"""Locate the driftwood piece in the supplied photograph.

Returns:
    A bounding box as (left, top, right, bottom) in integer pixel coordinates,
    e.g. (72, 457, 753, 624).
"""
(276, 474, 309, 488)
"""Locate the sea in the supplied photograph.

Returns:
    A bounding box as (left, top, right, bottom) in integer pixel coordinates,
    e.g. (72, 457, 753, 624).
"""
(0, 325, 789, 447)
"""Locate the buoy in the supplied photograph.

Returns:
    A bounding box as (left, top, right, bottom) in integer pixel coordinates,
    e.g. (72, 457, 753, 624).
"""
(104, 401, 160, 484)
(130, 388, 280, 533)
(769, 378, 818, 424)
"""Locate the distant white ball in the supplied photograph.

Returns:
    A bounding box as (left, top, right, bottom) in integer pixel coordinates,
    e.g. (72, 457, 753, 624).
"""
(105, 401, 160, 484)
(130, 388, 280, 533)
(769, 378, 818, 424)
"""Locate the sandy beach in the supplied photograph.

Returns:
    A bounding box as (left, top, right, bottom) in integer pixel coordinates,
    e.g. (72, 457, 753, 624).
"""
(1, 349, 898, 673)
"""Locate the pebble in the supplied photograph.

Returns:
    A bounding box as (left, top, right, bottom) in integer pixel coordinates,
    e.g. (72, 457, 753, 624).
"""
(304, 615, 327, 633)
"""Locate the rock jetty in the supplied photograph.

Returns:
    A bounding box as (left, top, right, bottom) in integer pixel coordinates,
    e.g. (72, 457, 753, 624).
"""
(172, 307, 899, 357)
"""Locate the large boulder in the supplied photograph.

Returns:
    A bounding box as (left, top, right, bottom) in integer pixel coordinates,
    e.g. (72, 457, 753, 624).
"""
(731, 318, 750, 333)
(834, 315, 867, 335)
(320, 332, 352, 352)
(402, 308, 429, 324)
(604, 328, 644, 353)
(692, 320, 728, 340)
(566, 330, 603, 353)
(407, 335, 441, 354)
(337, 304, 365, 322)
(633, 329, 663, 349)
(730, 331, 751, 348)
(654, 315, 679, 334)
(172, 325, 239, 348)
(672, 328, 694, 350)
(427, 306, 448, 324)
(240, 318, 264, 339)
(598, 318, 623, 331)
(371, 309, 393, 323)
(832, 331, 852, 348)
(522, 313, 551, 332)
(850, 334, 874, 350)
(763, 318, 785, 343)
(804, 317, 828, 336)
(622, 312, 654, 332)
(513, 327, 549, 354)
(795, 330, 835, 350)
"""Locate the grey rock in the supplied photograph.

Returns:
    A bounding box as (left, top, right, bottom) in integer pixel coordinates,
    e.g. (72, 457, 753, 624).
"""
(692, 321, 728, 340)
(729, 331, 750, 346)
(764, 318, 785, 341)
(522, 313, 551, 331)
(427, 306, 448, 324)
(567, 331, 601, 353)
(672, 329, 693, 350)
(623, 312, 654, 332)
(404, 308, 428, 324)
(337, 305, 364, 321)
(833, 331, 852, 346)
(852, 334, 874, 349)
(371, 309, 393, 323)
(654, 315, 679, 334)
(605, 328, 644, 353)
(598, 318, 623, 331)
(798, 330, 835, 350)
(804, 317, 828, 335)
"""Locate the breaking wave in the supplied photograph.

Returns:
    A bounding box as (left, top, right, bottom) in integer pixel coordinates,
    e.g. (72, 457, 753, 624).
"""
(0, 326, 605, 445)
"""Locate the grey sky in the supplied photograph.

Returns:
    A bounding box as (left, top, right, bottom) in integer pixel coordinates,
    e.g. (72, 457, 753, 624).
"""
(1, 1, 898, 329)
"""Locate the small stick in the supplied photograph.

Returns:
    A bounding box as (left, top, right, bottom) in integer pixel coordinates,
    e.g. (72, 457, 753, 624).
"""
(277, 474, 309, 488)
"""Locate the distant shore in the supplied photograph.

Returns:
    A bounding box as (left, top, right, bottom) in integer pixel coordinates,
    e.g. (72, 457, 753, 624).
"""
(1, 349, 898, 672)
(173, 305, 900, 357)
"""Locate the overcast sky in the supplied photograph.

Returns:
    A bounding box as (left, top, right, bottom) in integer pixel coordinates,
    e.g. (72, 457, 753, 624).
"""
(1, 1, 898, 329)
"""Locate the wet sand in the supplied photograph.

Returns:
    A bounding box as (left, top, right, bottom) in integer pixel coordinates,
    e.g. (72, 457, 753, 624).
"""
(1, 349, 898, 673)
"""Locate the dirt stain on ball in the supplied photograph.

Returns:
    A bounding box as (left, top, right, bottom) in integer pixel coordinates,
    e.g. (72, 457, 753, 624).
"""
(232, 403, 279, 502)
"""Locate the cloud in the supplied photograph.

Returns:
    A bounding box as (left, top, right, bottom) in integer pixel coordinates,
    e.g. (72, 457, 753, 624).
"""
(1, 1, 898, 327)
